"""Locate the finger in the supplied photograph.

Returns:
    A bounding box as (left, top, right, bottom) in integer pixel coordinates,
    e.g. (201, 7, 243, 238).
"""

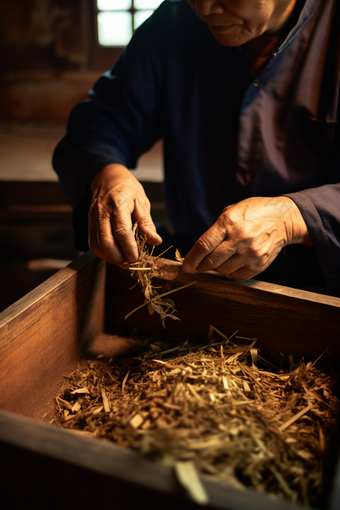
(110, 207, 142, 263)
(226, 267, 259, 281)
(218, 265, 259, 281)
(182, 225, 226, 273)
(88, 210, 126, 265)
(110, 218, 138, 264)
(89, 176, 139, 266)
(88, 205, 110, 262)
(216, 255, 262, 281)
(137, 219, 163, 246)
(88, 191, 113, 263)
(89, 234, 112, 264)
(215, 253, 244, 277)
(194, 241, 237, 273)
(132, 205, 162, 246)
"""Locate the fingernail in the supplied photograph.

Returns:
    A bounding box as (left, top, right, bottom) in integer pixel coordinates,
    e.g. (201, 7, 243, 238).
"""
(182, 261, 192, 273)
(148, 232, 162, 245)
(127, 253, 138, 264)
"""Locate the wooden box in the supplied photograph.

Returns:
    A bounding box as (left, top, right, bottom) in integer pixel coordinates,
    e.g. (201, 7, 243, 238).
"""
(0, 251, 340, 510)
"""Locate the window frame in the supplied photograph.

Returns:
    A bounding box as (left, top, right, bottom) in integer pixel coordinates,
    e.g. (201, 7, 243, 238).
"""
(94, 1, 161, 49)
(95, 2, 134, 49)
(88, 1, 162, 71)
(88, 2, 124, 71)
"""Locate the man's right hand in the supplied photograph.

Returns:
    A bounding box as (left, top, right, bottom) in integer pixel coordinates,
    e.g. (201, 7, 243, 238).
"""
(88, 163, 162, 266)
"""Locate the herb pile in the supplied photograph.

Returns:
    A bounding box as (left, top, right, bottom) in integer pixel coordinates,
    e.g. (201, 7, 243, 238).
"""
(56, 327, 339, 506)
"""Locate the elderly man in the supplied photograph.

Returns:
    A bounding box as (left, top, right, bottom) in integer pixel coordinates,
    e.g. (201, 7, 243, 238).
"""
(53, 0, 340, 296)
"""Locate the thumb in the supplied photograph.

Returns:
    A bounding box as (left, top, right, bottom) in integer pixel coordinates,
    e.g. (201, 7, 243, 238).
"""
(133, 211, 162, 246)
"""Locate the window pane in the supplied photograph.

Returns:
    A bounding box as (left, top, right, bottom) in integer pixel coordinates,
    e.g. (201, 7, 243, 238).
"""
(97, 12, 132, 46)
(135, 0, 163, 8)
(97, 0, 131, 10)
(134, 10, 154, 29)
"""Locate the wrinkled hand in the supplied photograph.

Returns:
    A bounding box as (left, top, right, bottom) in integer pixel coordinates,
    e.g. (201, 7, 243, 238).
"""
(182, 196, 311, 280)
(88, 163, 162, 266)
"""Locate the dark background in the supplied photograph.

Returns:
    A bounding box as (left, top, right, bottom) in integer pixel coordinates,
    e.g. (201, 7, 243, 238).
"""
(0, 0, 165, 311)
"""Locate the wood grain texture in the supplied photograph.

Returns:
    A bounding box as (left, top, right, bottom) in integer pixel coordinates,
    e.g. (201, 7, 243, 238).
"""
(0, 251, 106, 420)
(0, 409, 296, 510)
(106, 259, 340, 362)
(0, 252, 339, 510)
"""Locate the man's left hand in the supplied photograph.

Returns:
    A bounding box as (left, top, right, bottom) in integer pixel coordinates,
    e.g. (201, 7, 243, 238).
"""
(182, 196, 311, 280)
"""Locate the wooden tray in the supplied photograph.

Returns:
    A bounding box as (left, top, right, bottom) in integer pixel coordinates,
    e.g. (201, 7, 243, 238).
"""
(0, 251, 339, 510)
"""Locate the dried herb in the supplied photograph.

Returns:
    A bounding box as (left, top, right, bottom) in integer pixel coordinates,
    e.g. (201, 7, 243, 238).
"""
(125, 225, 195, 327)
(55, 328, 340, 506)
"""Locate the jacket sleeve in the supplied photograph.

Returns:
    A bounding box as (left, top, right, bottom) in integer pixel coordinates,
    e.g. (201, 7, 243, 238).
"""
(52, 5, 171, 248)
(286, 181, 340, 294)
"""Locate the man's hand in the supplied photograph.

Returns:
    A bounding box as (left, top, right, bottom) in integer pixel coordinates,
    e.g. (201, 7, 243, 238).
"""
(182, 196, 311, 280)
(88, 163, 162, 266)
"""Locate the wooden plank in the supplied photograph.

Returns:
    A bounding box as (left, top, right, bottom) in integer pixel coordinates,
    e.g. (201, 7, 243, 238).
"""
(0, 181, 70, 209)
(0, 253, 339, 509)
(106, 260, 340, 362)
(0, 409, 296, 510)
(0, 251, 106, 421)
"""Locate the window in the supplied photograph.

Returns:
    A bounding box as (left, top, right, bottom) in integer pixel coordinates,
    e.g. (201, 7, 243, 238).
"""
(96, 0, 164, 47)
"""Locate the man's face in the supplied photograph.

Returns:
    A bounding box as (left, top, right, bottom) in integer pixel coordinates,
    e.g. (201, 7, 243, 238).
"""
(186, 0, 297, 46)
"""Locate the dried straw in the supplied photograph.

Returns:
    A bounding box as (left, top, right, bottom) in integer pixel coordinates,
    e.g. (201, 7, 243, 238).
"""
(125, 225, 195, 327)
(55, 328, 340, 506)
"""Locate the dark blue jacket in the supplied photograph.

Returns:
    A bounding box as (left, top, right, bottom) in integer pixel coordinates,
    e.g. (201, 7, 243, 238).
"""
(53, 0, 340, 295)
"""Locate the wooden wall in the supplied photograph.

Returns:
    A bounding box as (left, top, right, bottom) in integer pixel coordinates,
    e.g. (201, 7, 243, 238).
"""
(0, 1, 165, 312)
(0, 0, 122, 123)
